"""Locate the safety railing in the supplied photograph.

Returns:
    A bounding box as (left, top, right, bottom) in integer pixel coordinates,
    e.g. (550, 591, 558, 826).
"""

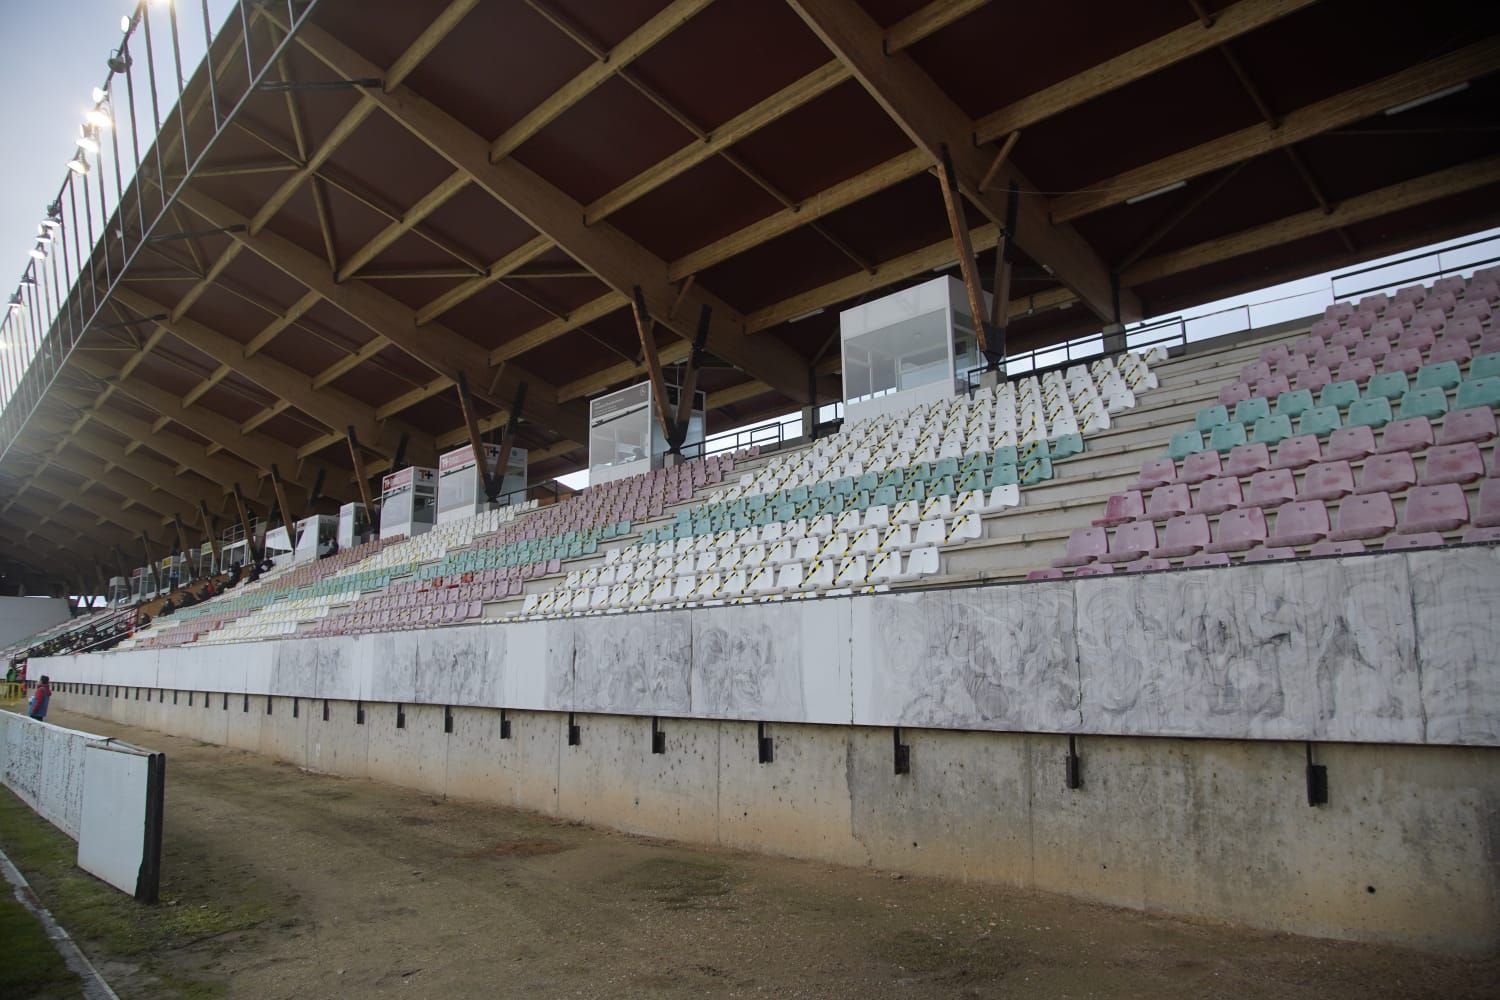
(0, 0, 318, 462)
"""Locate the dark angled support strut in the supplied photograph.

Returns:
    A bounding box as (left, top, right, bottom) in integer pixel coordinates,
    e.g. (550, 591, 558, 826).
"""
(937, 145, 1005, 373)
(489, 381, 528, 504)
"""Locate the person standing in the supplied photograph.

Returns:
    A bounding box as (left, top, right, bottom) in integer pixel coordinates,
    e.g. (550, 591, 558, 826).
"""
(28, 675, 51, 722)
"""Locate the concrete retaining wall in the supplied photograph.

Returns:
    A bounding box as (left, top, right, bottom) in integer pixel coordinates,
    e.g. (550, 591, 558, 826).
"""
(53, 684, 1500, 955)
(36, 547, 1500, 747)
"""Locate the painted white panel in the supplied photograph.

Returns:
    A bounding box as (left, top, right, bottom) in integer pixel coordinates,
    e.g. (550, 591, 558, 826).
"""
(77, 744, 152, 896)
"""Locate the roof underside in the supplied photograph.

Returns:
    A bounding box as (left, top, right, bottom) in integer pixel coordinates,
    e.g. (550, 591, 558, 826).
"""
(4, 0, 1499, 583)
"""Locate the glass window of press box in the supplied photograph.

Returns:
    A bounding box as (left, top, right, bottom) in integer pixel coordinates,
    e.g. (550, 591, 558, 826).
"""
(589, 383, 652, 471)
(841, 276, 981, 406)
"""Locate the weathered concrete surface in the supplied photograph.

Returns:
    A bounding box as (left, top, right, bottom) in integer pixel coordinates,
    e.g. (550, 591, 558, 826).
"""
(54, 692, 1500, 954)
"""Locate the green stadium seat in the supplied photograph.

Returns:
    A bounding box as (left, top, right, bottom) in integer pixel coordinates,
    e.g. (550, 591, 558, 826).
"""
(1196, 405, 1230, 432)
(992, 463, 1019, 486)
(873, 485, 898, 507)
(1398, 387, 1448, 420)
(1209, 422, 1247, 453)
(1021, 457, 1053, 485)
(1274, 389, 1314, 418)
(1232, 397, 1270, 426)
(1346, 396, 1393, 429)
(1299, 405, 1342, 438)
(1167, 429, 1205, 460)
(1252, 414, 1293, 446)
(1415, 361, 1462, 392)
(1363, 371, 1408, 401)
(1469, 353, 1500, 382)
(1021, 440, 1051, 463)
(993, 445, 1019, 467)
(1320, 379, 1361, 410)
(1051, 432, 1084, 459)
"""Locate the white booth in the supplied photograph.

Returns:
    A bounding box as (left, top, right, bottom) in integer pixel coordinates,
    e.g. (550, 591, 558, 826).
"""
(588, 381, 705, 486)
(293, 514, 339, 563)
(840, 275, 986, 424)
(220, 521, 264, 570)
(436, 443, 527, 525)
(337, 502, 372, 552)
(107, 576, 130, 608)
(379, 466, 438, 541)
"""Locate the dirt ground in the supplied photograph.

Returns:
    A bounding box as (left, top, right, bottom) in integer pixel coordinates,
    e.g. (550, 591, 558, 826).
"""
(10, 706, 1498, 999)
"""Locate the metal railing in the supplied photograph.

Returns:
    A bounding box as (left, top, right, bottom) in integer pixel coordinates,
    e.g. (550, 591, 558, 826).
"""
(0, 0, 318, 462)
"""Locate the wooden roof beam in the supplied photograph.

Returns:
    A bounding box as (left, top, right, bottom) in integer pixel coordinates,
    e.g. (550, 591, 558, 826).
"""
(974, 0, 1316, 143)
(787, 0, 1139, 325)
(288, 22, 826, 407)
(1052, 39, 1500, 223)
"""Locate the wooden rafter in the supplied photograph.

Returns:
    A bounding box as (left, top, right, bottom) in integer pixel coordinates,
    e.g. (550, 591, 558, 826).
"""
(786, 0, 1137, 324)
(1051, 39, 1500, 223)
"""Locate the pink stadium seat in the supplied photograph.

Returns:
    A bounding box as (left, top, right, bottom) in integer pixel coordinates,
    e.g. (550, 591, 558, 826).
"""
(1438, 407, 1498, 445)
(1359, 293, 1390, 314)
(1481, 332, 1500, 356)
(1412, 308, 1446, 332)
(1371, 318, 1403, 340)
(1252, 374, 1290, 399)
(1099, 520, 1158, 564)
(1449, 316, 1484, 343)
(1397, 327, 1436, 354)
(1260, 343, 1291, 365)
(1219, 381, 1251, 406)
(1298, 461, 1355, 501)
(1324, 302, 1354, 321)
(1093, 490, 1145, 527)
(1452, 299, 1491, 323)
(1122, 557, 1173, 573)
(1399, 483, 1469, 533)
(1243, 545, 1296, 563)
(1463, 526, 1500, 544)
(1429, 290, 1458, 314)
(1349, 310, 1378, 332)
(1335, 358, 1376, 384)
(1272, 433, 1321, 470)
(1387, 300, 1417, 323)
(1325, 425, 1377, 462)
(1193, 476, 1243, 515)
(1428, 335, 1473, 365)
(1146, 484, 1192, 521)
(1382, 348, 1423, 375)
(1422, 443, 1485, 485)
(1136, 458, 1178, 490)
(1241, 360, 1272, 384)
(1269, 499, 1332, 546)
(1330, 327, 1363, 349)
(1244, 468, 1297, 507)
(1027, 568, 1065, 581)
(1183, 553, 1231, 568)
(1329, 492, 1396, 541)
(1225, 442, 1271, 478)
(1293, 366, 1333, 393)
(1205, 507, 1266, 553)
(1315, 344, 1350, 369)
(1310, 539, 1367, 556)
(1073, 564, 1115, 577)
(1468, 277, 1500, 302)
(1481, 476, 1500, 530)
(1394, 283, 1428, 304)
(1278, 352, 1310, 376)
(1378, 417, 1433, 454)
(1177, 449, 1223, 485)
(1311, 318, 1341, 338)
(1357, 452, 1417, 494)
(1383, 532, 1445, 551)
(1053, 527, 1108, 567)
(1433, 276, 1465, 298)
(1294, 333, 1325, 355)
(1151, 513, 1211, 558)
(1353, 336, 1390, 362)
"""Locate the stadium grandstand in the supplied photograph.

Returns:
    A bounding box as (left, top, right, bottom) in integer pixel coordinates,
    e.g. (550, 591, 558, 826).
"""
(2, 0, 1498, 960)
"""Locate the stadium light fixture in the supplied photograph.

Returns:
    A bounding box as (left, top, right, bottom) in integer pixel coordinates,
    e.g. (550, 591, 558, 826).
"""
(86, 105, 112, 129)
(41, 204, 63, 232)
(1384, 82, 1468, 116)
(77, 124, 101, 153)
(35, 227, 51, 245)
(92, 85, 108, 104)
(1125, 180, 1187, 205)
(67, 151, 89, 175)
(28, 244, 47, 261)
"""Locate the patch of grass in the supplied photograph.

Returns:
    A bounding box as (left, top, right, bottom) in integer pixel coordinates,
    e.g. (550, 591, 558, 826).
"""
(0, 788, 268, 997)
(626, 856, 735, 911)
(0, 891, 84, 999)
(874, 930, 1016, 983)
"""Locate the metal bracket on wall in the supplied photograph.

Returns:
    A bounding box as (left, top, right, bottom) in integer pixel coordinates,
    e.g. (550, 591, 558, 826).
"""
(1065, 735, 1082, 790)
(1305, 743, 1328, 806)
(757, 721, 774, 764)
(651, 717, 666, 755)
(893, 727, 911, 775)
(567, 713, 581, 747)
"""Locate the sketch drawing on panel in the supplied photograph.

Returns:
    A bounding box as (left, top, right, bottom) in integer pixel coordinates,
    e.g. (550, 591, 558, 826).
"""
(416, 626, 493, 706)
(692, 604, 806, 719)
(573, 613, 692, 715)
(869, 586, 1080, 731)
